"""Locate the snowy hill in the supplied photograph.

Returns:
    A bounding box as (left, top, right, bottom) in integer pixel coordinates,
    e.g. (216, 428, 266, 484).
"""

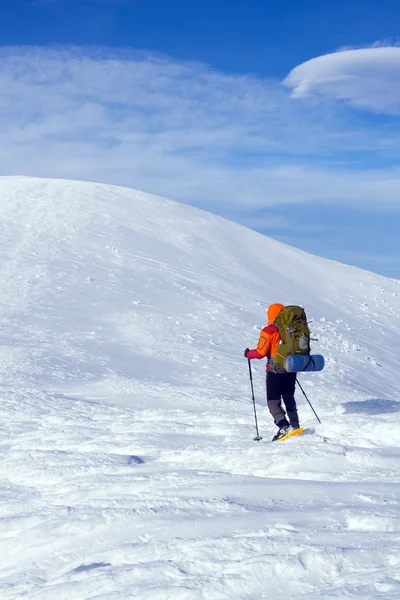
(0, 176, 399, 599)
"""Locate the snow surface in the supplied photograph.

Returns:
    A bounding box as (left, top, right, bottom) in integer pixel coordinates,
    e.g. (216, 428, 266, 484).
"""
(0, 176, 400, 600)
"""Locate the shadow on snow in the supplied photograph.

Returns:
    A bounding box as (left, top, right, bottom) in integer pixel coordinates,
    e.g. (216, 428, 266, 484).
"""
(343, 398, 400, 415)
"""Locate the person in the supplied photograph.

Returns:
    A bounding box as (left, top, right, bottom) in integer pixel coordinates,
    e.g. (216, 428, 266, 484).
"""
(244, 303, 300, 441)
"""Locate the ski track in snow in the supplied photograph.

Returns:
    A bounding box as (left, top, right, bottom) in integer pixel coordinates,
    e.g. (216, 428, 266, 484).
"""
(0, 177, 400, 599)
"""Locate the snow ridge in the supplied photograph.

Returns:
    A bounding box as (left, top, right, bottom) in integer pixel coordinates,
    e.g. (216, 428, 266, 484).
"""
(0, 177, 399, 599)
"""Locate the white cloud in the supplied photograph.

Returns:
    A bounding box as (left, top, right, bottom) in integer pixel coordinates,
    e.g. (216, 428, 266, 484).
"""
(0, 46, 400, 219)
(284, 47, 400, 115)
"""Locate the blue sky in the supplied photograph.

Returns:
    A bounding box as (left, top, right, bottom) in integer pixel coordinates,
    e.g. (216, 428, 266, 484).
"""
(1, 1, 400, 278)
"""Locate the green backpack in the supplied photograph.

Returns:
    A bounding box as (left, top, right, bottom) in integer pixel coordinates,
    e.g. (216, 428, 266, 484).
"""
(273, 305, 311, 370)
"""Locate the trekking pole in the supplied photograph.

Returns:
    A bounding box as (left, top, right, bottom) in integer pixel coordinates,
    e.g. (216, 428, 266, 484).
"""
(296, 377, 321, 424)
(247, 358, 263, 441)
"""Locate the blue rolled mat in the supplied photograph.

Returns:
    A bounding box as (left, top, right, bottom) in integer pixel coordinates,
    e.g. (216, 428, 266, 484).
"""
(284, 354, 325, 372)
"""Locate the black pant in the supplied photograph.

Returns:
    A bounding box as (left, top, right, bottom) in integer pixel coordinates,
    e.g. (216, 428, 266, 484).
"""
(266, 371, 299, 428)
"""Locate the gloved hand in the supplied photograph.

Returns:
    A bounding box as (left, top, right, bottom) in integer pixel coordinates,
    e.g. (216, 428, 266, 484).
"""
(244, 348, 250, 358)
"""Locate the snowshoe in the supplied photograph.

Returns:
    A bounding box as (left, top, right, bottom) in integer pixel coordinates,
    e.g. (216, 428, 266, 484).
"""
(272, 425, 291, 442)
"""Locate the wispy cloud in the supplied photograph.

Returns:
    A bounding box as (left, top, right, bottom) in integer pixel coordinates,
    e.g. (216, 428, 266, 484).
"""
(285, 46, 400, 115)
(0, 45, 400, 223)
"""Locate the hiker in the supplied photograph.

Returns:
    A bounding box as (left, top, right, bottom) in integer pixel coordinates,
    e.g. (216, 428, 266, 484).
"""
(244, 303, 300, 441)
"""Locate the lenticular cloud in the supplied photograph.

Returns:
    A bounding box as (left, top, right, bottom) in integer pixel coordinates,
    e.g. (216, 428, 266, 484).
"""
(284, 46, 400, 114)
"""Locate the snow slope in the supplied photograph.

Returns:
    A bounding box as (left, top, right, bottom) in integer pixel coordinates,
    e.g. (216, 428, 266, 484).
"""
(0, 176, 399, 600)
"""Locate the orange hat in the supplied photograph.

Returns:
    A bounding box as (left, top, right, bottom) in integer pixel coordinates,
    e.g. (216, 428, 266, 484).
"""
(266, 303, 284, 325)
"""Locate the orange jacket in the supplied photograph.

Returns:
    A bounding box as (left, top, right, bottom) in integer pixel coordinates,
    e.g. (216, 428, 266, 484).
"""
(246, 303, 284, 362)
